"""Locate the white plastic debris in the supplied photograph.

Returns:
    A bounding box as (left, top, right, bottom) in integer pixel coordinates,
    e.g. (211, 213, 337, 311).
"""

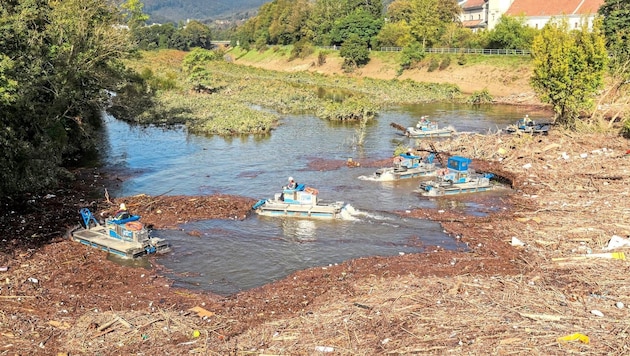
(591, 310, 604, 317)
(522, 163, 532, 169)
(27, 277, 38, 284)
(580, 153, 588, 158)
(605, 235, 630, 250)
(315, 346, 334, 352)
(616, 302, 624, 309)
(511, 237, 525, 247)
(561, 152, 570, 160)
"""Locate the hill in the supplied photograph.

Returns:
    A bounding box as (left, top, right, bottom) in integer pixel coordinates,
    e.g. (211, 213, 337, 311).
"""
(142, 0, 267, 23)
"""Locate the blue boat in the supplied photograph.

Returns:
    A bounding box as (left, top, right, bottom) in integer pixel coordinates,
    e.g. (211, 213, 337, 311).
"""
(252, 184, 348, 219)
(418, 156, 494, 196)
(373, 153, 438, 181)
(505, 115, 550, 135)
(404, 116, 455, 138)
(70, 208, 170, 258)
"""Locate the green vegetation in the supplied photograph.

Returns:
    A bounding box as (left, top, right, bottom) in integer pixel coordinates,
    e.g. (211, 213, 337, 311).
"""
(530, 18, 608, 127)
(122, 47, 461, 139)
(0, 0, 142, 197)
(467, 89, 493, 105)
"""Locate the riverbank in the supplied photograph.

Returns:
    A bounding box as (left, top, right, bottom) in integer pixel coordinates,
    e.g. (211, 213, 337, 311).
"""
(2, 129, 630, 354)
(228, 47, 542, 106)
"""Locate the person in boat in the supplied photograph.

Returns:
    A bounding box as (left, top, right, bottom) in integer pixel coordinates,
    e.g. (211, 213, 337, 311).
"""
(114, 203, 131, 220)
(286, 176, 298, 190)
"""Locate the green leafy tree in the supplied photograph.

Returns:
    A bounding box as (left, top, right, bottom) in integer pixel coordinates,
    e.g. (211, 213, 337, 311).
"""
(487, 15, 537, 49)
(179, 20, 213, 49)
(306, 0, 346, 45)
(384, 0, 460, 48)
(530, 18, 608, 128)
(598, 0, 630, 92)
(0, 0, 140, 196)
(375, 21, 414, 47)
(134, 23, 176, 50)
(330, 8, 384, 47)
(340, 33, 370, 68)
(598, 0, 630, 50)
(121, 0, 150, 29)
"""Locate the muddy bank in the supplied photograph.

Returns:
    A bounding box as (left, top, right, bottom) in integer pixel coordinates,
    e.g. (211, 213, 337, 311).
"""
(2, 128, 630, 354)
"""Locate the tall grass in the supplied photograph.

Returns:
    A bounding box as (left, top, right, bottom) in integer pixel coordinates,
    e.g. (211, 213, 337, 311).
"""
(124, 49, 465, 135)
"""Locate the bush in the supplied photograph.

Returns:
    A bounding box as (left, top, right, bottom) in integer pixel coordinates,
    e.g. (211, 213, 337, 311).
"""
(439, 56, 451, 70)
(457, 53, 467, 65)
(290, 39, 315, 60)
(317, 51, 327, 66)
(427, 57, 440, 72)
(400, 42, 425, 70)
(467, 89, 493, 104)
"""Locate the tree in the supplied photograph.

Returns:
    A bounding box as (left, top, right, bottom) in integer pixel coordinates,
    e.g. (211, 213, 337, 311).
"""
(598, 0, 630, 50)
(340, 33, 370, 68)
(384, 0, 460, 48)
(530, 18, 608, 128)
(121, 0, 150, 29)
(487, 15, 537, 49)
(330, 8, 384, 47)
(0, 0, 140, 196)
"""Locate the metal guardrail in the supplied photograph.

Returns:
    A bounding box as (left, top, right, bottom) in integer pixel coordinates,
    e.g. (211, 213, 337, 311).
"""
(320, 46, 531, 56)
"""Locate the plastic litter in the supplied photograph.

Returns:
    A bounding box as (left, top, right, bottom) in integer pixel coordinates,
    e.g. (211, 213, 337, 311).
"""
(314, 346, 334, 352)
(605, 235, 630, 250)
(557, 333, 589, 344)
(591, 310, 604, 317)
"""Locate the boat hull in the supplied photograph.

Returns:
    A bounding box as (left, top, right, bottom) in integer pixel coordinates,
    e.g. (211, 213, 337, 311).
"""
(254, 200, 347, 219)
(419, 179, 493, 197)
(375, 166, 436, 181)
(70, 222, 170, 258)
(405, 129, 453, 138)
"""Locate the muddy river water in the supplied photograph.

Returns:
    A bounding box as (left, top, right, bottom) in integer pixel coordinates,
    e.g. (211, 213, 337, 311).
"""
(103, 103, 531, 295)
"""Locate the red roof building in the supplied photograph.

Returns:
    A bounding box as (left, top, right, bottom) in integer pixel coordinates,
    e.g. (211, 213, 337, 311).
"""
(460, 0, 604, 31)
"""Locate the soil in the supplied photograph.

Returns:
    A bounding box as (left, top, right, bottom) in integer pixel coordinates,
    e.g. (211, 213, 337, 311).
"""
(2, 57, 630, 355)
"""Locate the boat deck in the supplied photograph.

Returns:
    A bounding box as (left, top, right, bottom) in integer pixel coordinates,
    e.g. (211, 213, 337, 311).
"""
(72, 226, 147, 258)
(256, 201, 345, 219)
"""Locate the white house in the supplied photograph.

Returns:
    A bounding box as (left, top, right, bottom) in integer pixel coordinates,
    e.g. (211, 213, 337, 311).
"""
(460, 0, 604, 31)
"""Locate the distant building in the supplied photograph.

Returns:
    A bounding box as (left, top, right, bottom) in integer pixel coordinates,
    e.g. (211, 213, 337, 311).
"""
(459, 0, 605, 32)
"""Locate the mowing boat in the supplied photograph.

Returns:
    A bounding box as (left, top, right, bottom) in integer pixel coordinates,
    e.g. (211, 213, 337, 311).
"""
(418, 156, 494, 196)
(70, 208, 170, 258)
(373, 152, 438, 181)
(252, 183, 348, 219)
(403, 116, 454, 138)
(505, 115, 551, 135)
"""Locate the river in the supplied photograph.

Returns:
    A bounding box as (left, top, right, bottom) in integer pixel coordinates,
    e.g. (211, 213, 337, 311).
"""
(102, 102, 527, 295)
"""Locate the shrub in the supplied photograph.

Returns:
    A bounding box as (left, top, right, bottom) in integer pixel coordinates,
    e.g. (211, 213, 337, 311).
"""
(317, 51, 327, 66)
(290, 39, 315, 60)
(457, 53, 467, 65)
(439, 56, 451, 70)
(427, 57, 439, 72)
(467, 89, 493, 104)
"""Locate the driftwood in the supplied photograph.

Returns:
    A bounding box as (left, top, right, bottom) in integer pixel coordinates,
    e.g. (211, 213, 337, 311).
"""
(390, 122, 407, 132)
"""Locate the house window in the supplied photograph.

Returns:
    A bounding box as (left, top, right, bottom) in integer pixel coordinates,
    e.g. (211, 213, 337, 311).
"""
(535, 24, 538, 29)
(575, 22, 578, 28)
(470, 15, 473, 20)
(478, 14, 481, 20)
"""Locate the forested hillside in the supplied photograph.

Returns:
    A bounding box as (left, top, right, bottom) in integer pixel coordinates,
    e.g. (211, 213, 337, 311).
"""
(141, 0, 268, 22)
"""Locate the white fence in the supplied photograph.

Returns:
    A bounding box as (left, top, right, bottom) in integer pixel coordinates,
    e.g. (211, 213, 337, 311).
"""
(321, 46, 531, 56)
